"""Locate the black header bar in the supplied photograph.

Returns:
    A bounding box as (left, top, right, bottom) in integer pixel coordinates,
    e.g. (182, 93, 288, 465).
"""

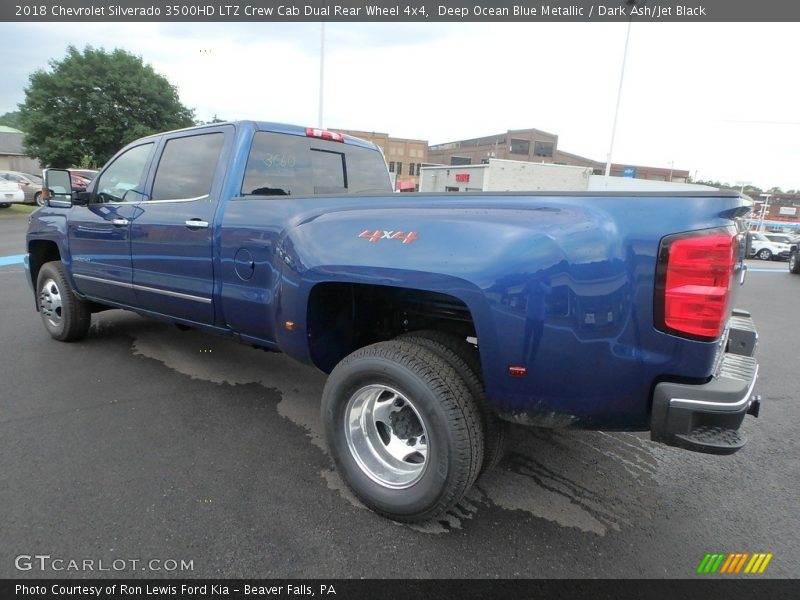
(3, 1, 798, 22)
(1, 579, 798, 600)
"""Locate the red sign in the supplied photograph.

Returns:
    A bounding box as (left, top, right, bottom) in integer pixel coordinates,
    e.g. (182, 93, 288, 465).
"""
(455, 173, 470, 183)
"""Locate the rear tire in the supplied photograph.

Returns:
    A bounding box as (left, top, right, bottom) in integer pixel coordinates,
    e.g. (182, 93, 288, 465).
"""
(34, 192, 43, 207)
(398, 330, 509, 473)
(0, 203, 10, 209)
(36, 261, 91, 341)
(322, 340, 484, 523)
(790, 252, 800, 274)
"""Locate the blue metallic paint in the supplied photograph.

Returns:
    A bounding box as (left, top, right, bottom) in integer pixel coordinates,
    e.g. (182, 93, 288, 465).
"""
(25, 121, 752, 431)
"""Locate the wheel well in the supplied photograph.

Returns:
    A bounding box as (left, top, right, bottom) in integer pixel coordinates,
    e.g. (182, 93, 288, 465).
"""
(307, 282, 476, 373)
(28, 240, 61, 289)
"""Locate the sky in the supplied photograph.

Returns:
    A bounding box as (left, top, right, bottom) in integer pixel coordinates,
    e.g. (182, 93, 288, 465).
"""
(0, 21, 798, 190)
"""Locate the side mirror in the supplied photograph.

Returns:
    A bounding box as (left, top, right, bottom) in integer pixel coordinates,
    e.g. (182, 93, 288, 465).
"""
(42, 168, 74, 207)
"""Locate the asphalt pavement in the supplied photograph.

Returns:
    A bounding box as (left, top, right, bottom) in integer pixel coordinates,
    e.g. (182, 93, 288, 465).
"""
(0, 211, 797, 578)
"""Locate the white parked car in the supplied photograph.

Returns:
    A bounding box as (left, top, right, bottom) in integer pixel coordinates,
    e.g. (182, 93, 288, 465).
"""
(748, 232, 791, 261)
(0, 177, 25, 208)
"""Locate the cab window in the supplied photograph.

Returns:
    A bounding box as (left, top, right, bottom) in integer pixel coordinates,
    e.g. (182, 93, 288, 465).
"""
(150, 133, 224, 201)
(94, 143, 154, 203)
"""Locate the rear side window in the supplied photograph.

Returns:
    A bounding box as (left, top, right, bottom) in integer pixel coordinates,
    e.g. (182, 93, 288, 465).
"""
(151, 133, 224, 201)
(241, 132, 391, 197)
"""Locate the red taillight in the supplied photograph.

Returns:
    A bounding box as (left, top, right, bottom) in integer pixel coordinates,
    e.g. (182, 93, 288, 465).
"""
(656, 231, 736, 340)
(305, 127, 344, 142)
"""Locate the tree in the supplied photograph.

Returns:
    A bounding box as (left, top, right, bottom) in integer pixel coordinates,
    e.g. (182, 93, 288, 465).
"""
(18, 46, 194, 167)
(0, 111, 22, 129)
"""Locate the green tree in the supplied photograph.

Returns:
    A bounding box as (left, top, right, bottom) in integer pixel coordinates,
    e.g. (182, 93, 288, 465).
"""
(0, 111, 22, 129)
(19, 45, 194, 167)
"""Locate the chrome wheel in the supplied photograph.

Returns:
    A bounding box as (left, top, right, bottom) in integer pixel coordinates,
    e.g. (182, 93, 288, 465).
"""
(345, 384, 429, 489)
(39, 278, 63, 327)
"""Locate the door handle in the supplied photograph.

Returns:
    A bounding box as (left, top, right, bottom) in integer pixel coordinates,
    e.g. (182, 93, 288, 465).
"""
(111, 218, 129, 226)
(185, 219, 209, 229)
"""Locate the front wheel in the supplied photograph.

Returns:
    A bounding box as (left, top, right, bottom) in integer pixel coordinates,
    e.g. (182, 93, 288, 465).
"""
(34, 192, 44, 207)
(790, 252, 800, 274)
(322, 340, 484, 522)
(36, 261, 91, 341)
(0, 203, 10, 209)
(757, 248, 772, 261)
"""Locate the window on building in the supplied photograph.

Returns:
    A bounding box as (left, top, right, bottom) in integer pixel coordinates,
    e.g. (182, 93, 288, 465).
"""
(533, 141, 554, 157)
(450, 156, 471, 166)
(388, 161, 395, 173)
(396, 162, 403, 175)
(510, 139, 530, 155)
(409, 163, 416, 176)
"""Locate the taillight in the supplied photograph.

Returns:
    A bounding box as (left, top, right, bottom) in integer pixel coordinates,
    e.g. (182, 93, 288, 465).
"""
(306, 127, 344, 142)
(655, 229, 737, 341)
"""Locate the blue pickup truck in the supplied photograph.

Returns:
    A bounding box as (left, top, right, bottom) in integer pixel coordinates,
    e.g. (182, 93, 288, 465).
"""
(27, 121, 760, 522)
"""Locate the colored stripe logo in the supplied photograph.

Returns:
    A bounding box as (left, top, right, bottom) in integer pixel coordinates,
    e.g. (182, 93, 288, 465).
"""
(696, 552, 773, 574)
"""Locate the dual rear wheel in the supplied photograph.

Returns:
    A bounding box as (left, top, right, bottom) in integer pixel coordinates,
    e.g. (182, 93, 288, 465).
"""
(322, 334, 504, 523)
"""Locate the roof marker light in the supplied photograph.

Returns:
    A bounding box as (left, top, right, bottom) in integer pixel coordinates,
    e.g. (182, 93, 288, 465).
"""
(306, 128, 344, 142)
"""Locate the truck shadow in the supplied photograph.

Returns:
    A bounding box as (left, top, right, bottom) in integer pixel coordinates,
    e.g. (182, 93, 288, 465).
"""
(92, 310, 671, 536)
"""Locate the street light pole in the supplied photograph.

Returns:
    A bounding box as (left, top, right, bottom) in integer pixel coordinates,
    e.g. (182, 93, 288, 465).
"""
(603, 16, 632, 186)
(318, 21, 325, 128)
(735, 180, 751, 194)
(604, 1, 645, 187)
(759, 193, 772, 231)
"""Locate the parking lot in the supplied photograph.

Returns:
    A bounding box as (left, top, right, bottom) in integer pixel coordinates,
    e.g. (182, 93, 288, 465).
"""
(0, 208, 797, 578)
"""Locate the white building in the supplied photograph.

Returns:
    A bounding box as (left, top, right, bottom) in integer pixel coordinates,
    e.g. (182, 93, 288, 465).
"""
(419, 158, 714, 193)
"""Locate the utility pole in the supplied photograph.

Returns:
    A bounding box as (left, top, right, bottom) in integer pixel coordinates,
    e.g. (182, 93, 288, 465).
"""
(318, 22, 325, 128)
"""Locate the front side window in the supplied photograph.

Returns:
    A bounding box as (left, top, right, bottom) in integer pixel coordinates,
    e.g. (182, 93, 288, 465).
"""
(94, 143, 153, 203)
(151, 133, 224, 201)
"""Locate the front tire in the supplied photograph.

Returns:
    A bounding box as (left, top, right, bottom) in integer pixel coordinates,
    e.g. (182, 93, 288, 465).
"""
(36, 261, 91, 341)
(34, 192, 44, 207)
(322, 340, 484, 522)
(790, 252, 800, 274)
(757, 248, 772, 260)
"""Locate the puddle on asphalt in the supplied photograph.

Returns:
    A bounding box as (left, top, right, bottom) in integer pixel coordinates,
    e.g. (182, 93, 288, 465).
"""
(129, 320, 670, 536)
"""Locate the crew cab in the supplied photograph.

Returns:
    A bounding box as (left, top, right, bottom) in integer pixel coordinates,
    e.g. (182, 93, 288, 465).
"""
(26, 121, 761, 523)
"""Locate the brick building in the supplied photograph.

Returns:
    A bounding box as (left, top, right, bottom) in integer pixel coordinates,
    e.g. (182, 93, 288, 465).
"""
(331, 129, 428, 191)
(427, 127, 689, 183)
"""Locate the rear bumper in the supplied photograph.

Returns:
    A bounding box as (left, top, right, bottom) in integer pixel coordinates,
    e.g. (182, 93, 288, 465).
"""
(650, 310, 760, 455)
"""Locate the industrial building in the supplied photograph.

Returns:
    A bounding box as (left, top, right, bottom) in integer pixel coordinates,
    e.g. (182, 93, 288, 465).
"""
(427, 127, 690, 184)
(419, 159, 711, 194)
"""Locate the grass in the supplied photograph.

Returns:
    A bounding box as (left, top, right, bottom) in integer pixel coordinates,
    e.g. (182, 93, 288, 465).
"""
(0, 204, 38, 218)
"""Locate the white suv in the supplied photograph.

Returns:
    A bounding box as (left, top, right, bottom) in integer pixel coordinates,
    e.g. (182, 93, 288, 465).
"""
(748, 232, 791, 261)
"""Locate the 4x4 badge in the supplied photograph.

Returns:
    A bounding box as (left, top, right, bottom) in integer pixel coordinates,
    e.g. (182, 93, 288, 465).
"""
(358, 230, 419, 244)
